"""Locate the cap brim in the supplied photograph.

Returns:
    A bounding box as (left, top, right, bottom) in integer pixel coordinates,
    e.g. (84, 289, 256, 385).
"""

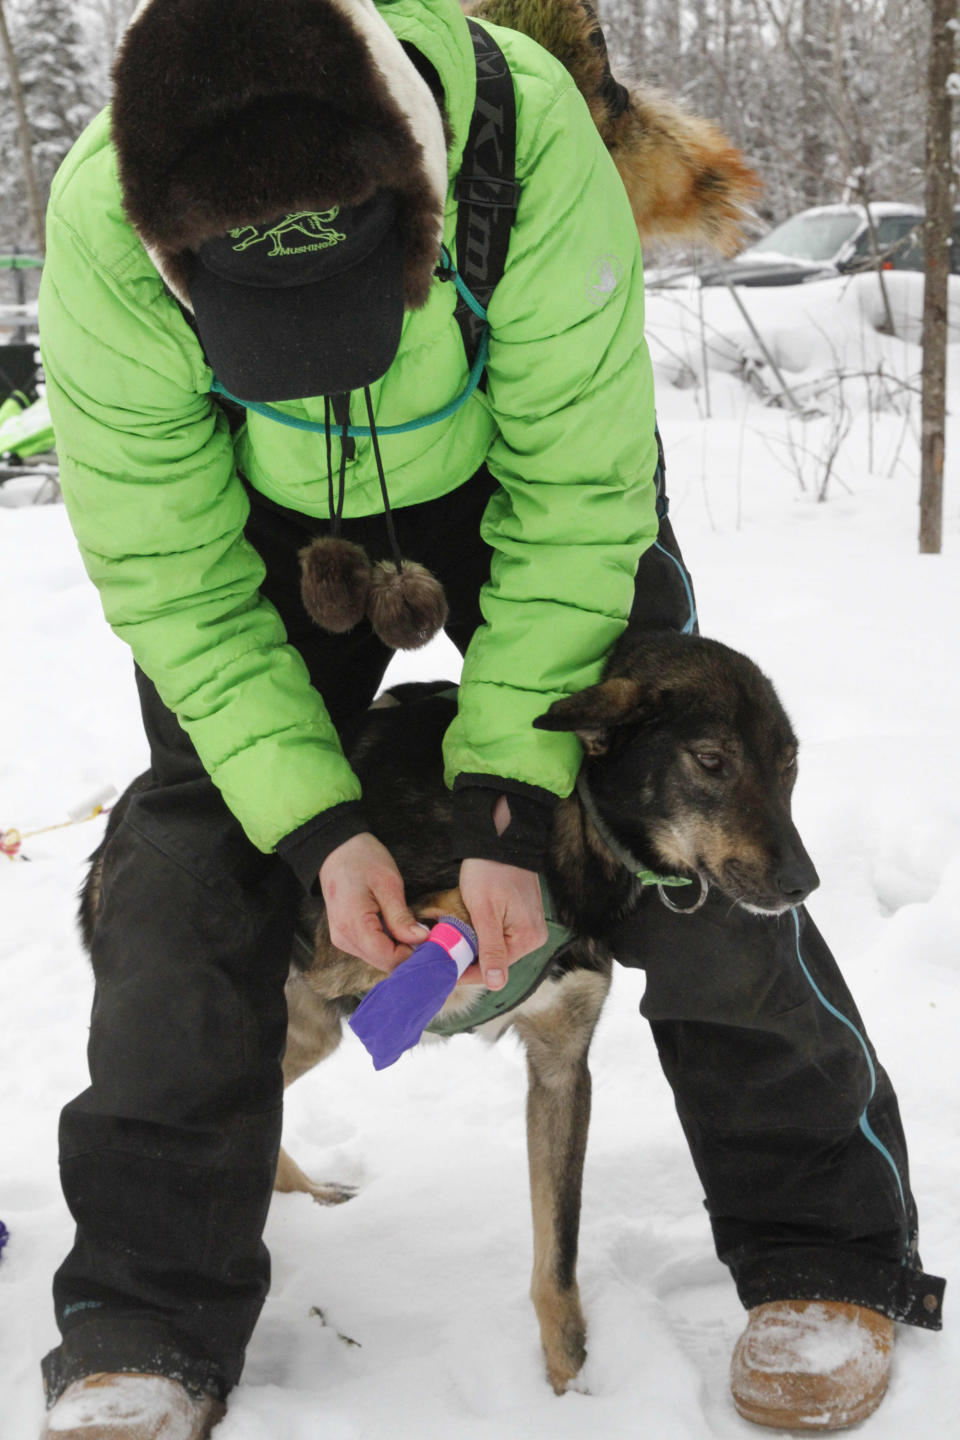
(188, 223, 405, 402)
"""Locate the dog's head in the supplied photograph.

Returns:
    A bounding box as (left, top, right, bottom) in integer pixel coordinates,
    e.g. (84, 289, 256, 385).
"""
(535, 632, 819, 915)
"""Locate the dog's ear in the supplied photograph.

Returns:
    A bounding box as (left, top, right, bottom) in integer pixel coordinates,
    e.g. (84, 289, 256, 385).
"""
(533, 677, 646, 756)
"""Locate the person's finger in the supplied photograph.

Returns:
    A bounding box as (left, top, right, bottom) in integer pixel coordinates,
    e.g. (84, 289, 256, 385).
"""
(328, 900, 399, 973)
(377, 883, 429, 947)
(361, 858, 426, 947)
(351, 908, 406, 972)
(473, 906, 509, 990)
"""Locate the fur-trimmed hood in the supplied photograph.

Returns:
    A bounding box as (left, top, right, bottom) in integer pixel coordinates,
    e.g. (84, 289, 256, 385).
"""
(112, 0, 451, 308)
(113, 0, 759, 312)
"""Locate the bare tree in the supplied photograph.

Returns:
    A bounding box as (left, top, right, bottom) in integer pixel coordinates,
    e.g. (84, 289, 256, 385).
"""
(84, 0, 139, 92)
(919, 0, 957, 555)
(798, 0, 832, 206)
(604, 0, 931, 229)
(0, 0, 45, 253)
(88, 0, 138, 48)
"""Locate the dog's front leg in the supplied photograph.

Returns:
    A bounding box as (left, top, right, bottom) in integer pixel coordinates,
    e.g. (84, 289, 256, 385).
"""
(513, 965, 610, 1394)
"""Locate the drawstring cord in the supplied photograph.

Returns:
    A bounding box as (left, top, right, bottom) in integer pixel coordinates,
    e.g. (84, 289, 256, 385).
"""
(336, 401, 349, 532)
(364, 385, 404, 576)
(318, 388, 402, 574)
(322, 394, 350, 541)
(324, 395, 335, 531)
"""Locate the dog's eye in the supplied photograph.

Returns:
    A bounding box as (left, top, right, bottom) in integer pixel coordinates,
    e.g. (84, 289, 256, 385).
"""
(695, 751, 724, 774)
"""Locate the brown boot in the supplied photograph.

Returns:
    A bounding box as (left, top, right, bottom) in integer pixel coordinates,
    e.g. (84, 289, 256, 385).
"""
(40, 1373, 225, 1439)
(730, 1300, 895, 1431)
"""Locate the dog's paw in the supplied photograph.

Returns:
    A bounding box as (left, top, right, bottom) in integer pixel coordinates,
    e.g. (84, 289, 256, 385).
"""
(274, 1146, 357, 1204)
(308, 1180, 357, 1206)
(546, 1350, 588, 1396)
(536, 1286, 588, 1396)
(542, 1323, 588, 1396)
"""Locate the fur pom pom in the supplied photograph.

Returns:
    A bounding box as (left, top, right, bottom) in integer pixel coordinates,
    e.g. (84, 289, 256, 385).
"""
(366, 560, 449, 651)
(299, 537, 371, 633)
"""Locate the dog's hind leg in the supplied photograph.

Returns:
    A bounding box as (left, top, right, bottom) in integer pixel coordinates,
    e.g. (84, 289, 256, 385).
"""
(276, 966, 355, 1204)
(512, 960, 611, 1394)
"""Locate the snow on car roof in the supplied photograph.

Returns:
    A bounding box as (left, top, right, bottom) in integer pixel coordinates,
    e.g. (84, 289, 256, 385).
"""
(794, 201, 922, 218)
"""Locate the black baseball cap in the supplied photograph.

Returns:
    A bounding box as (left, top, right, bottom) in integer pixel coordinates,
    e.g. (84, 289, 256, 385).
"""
(187, 191, 405, 402)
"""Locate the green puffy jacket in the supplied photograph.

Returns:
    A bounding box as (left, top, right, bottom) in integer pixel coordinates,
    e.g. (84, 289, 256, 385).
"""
(39, 0, 658, 857)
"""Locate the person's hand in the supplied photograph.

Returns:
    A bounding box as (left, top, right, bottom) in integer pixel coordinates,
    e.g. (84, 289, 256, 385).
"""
(319, 833, 428, 972)
(458, 858, 548, 991)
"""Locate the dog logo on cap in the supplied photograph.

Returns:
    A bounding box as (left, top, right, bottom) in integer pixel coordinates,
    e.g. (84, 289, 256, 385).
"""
(229, 210, 346, 257)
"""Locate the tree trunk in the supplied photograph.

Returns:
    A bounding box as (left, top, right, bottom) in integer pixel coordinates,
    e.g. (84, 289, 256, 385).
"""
(919, 0, 956, 555)
(799, 0, 829, 206)
(0, 0, 46, 255)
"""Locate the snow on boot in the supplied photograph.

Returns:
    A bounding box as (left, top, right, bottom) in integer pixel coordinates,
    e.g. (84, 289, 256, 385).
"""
(41, 1373, 225, 1440)
(730, 1300, 894, 1431)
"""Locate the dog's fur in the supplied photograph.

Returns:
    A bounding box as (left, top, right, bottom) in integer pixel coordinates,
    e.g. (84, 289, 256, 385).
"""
(80, 630, 817, 1395)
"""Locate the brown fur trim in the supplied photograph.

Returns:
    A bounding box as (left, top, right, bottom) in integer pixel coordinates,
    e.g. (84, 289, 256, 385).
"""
(467, 0, 761, 254)
(112, 0, 445, 307)
(469, 0, 611, 112)
(607, 89, 762, 256)
(299, 537, 371, 633)
(366, 560, 449, 650)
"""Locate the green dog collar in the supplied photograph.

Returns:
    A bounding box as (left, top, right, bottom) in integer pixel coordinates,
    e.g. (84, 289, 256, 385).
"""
(426, 876, 573, 1038)
(575, 774, 692, 889)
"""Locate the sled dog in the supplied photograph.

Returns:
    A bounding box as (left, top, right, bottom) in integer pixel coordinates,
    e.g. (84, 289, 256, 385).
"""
(80, 628, 817, 1394)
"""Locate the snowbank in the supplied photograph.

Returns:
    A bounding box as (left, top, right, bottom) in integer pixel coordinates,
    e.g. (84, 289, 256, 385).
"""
(646, 271, 960, 390)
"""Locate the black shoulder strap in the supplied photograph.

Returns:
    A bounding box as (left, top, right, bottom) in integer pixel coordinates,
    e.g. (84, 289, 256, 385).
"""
(453, 20, 520, 382)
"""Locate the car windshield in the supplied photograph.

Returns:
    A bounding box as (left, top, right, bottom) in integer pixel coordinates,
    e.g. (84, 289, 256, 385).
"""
(746, 213, 862, 262)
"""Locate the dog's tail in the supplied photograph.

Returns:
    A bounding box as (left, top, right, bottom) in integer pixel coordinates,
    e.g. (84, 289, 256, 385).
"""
(466, 0, 761, 255)
(77, 771, 154, 951)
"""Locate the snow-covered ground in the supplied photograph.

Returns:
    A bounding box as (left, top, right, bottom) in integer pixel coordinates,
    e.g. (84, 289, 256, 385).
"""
(2, 273, 958, 1437)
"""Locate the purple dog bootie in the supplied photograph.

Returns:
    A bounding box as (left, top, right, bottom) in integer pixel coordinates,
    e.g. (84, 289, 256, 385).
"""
(349, 917, 478, 1069)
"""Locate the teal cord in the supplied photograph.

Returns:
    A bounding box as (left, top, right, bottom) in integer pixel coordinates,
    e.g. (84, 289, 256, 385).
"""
(439, 244, 488, 319)
(654, 540, 698, 634)
(209, 247, 489, 439)
(788, 907, 907, 1219)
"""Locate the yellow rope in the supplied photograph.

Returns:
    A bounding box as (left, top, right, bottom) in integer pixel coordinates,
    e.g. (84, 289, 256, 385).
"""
(0, 804, 110, 860)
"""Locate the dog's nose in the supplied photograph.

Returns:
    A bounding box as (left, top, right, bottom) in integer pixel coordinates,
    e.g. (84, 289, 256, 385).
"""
(776, 856, 820, 903)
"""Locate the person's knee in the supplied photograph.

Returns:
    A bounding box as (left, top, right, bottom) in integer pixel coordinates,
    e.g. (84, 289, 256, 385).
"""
(85, 817, 291, 1123)
(88, 957, 280, 1123)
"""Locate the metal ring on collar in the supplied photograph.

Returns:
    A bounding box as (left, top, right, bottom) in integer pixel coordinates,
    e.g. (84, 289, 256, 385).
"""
(657, 873, 710, 914)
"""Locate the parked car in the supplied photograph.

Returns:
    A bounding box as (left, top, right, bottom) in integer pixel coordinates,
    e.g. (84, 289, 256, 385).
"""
(699, 203, 927, 287)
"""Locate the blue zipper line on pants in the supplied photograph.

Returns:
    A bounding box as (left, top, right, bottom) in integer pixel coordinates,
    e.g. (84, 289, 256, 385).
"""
(788, 906, 908, 1230)
(654, 540, 698, 634)
(652, 461, 907, 1238)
